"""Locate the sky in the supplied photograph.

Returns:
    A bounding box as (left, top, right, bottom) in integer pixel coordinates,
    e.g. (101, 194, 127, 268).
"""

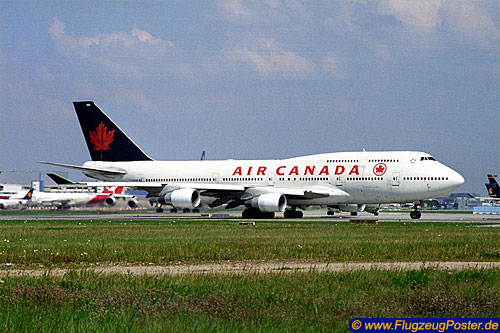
(1, 0, 498, 193)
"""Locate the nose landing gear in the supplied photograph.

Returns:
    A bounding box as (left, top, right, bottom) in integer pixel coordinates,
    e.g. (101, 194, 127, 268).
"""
(410, 202, 422, 219)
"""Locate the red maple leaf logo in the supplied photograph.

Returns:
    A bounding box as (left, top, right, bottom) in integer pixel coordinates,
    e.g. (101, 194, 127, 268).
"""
(373, 163, 387, 176)
(89, 122, 115, 160)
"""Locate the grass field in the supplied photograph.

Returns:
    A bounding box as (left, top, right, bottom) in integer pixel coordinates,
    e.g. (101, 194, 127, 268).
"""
(1, 269, 499, 331)
(1, 219, 499, 267)
(1, 218, 499, 331)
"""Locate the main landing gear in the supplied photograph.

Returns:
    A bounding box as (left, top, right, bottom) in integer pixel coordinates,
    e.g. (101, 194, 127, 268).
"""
(410, 202, 422, 219)
(283, 208, 303, 219)
(242, 208, 275, 219)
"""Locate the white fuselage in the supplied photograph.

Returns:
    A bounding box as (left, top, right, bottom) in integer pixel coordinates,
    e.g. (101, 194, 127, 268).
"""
(82, 151, 464, 206)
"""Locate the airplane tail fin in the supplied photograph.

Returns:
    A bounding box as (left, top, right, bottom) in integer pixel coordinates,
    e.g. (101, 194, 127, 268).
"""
(47, 173, 74, 185)
(102, 186, 124, 194)
(201, 150, 206, 161)
(23, 188, 34, 200)
(73, 101, 152, 162)
(485, 174, 500, 198)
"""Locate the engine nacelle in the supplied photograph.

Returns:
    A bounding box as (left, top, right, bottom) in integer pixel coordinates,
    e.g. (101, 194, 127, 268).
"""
(247, 193, 287, 212)
(0, 201, 20, 209)
(127, 198, 138, 209)
(105, 196, 117, 206)
(159, 188, 201, 209)
(338, 204, 366, 213)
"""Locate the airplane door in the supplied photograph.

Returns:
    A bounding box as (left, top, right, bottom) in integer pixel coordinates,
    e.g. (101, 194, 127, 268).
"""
(335, 176, 344, 187)
(268, 172, 275, 186)
(212, 173, 219, 183)
(392, 172, 400, 186)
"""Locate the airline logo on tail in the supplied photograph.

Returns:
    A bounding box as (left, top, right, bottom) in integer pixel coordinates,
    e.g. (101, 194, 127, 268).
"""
(23, 188, 34, 200)
(89, 122, 115, 160)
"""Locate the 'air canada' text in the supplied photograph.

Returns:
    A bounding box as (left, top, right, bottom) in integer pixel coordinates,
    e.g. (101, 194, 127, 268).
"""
(232, 165, 361, 176)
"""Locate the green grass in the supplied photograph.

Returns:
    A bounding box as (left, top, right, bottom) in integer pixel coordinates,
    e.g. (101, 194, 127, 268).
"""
(1, 219, 499, 268)
(0, 269, 498, 331)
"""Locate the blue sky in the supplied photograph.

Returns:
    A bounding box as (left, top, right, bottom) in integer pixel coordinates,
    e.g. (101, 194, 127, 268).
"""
(1, 1, 498, 193)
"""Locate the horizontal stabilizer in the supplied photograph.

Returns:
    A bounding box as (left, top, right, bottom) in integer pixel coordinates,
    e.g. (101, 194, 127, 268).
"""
(39, 161, 126, 176)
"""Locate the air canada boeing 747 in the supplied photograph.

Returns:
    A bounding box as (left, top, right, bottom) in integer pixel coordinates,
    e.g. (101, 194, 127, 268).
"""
(42, 101, 464, 219)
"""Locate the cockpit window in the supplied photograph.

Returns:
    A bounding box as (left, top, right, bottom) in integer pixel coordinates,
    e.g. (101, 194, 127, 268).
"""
(420, 156, 436, 161)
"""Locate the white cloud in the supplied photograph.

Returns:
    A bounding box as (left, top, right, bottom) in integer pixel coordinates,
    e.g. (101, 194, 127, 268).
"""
(443, 2, 499, 45)
(218, 0, 256, 21)
(377, 1, 498, 45)
(216, 0, 313, 24)
(378, 0, 445, 34)
(49, 18, 180, 78)
(223, 38, 315, 77)
(321, 53, 341, 77)
(50, 18, 171, 58)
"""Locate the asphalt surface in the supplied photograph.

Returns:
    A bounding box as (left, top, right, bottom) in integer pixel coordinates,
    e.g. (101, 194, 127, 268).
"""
(2, 210, 499, 223)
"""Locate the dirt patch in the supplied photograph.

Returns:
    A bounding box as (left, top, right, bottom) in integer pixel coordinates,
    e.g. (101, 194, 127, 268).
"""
(1, 261, 500, 277)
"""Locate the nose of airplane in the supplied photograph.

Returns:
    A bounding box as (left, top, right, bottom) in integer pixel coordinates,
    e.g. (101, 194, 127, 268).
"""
(449, 169, 465, 190)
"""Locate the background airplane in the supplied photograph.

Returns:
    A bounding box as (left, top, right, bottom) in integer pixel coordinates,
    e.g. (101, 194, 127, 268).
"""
(0, 188, 34, 209)
(28, 186, 138, 209)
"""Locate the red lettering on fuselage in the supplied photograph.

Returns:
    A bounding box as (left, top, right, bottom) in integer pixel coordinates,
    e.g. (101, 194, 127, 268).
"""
(349, 165, 359, 175)
(319, 165, 329, 175)
(230, 165, 357, 177)
(233, 166, 242, 176)
(289, 166, 299, 175)
(305, 166, 315, 175)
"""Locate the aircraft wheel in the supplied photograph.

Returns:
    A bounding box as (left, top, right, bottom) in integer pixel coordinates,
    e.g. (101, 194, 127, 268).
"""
(242, 208, 252, 219)
(242, 208, 274, 219)
(183, 208, 190, 213)
(193, 208, 200, 213)
(410, 211, 421, 219)
(284, 209, 303, 218)
(350, 212, 358, 216)
(156, 207, 164, 213)
(327, 210, 335, 216)
(170, 208, 178, 213)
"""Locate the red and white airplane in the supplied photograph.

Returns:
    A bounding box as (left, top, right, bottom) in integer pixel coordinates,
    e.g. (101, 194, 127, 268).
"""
(29, 186, 137, 209)
(43, 101, 464, 219)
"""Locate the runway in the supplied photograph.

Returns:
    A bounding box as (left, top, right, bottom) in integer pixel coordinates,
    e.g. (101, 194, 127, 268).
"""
(2, 209, 499, 223)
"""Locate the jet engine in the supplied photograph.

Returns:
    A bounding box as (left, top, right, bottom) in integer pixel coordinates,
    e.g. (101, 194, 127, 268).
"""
(247, 193, 287, 212)
(105, 196, 117, 206)
(159, 188, 201, 209)
(127, 198, 138, 209)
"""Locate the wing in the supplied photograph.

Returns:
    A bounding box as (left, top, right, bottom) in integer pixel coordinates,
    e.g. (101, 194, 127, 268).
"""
(82, 181, 349, 206)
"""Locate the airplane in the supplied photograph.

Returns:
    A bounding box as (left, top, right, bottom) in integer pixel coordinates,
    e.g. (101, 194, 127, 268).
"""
(28, 186, 138, 209)
(485, 174, 500, 199)
(0, 188, 34, 209)
(41, 101, 464, 219)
